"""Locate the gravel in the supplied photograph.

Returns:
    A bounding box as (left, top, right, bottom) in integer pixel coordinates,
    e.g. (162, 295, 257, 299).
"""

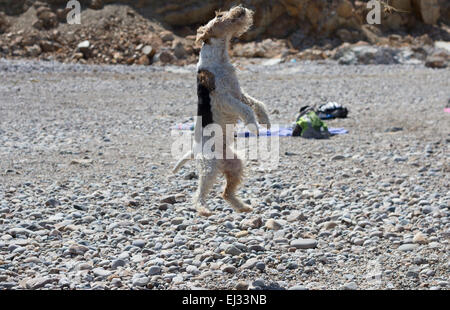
(0, 58, 449, 290)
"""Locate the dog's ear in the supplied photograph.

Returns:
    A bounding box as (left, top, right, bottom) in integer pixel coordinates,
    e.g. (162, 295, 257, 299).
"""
(228, 6, 254, 38)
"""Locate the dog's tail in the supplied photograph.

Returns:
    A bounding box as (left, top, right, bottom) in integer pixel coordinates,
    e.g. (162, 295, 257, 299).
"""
(172, 150, 193, 174)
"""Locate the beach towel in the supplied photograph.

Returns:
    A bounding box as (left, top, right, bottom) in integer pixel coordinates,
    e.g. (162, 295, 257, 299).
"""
(173, 123, 348, 137)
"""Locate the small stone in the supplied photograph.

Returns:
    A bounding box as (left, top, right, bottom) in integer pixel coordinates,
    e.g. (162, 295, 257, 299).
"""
(413, 232, 428, 244)
(132, 239, 146, 248)
(77, 40, 91, 56)
(111, 278, 122, 287)
(23, 257, 41, 264)
(341, 282, 357, 290)
(142, 45, 155, 57)
(132, 277, 149, 287)
(425, 56, 448, 69)
(288, 285, 308, 290)
(290, 239, 318, 249)
(45, 198, 60, 207)
(137, 55, 150, 66)
(235, 281, 249, 290)
(171, 217, 184, 225)
(89, 0, 104, 10)
(406, 267, 420, 278)
(397, 243, 418, 252)
(225, 245, 242, 256)
(68, 243, 89, 255)
(241, 258, 258, 269)
(331, 155, 345, 161)
(235, 230, 249, 238)
(255, 262, 266, 271)
(92, 267, 111, 278)
(265, 219, 282, 231)
(313, 190, 324, 199)
(172, 40, 186, 59)
(240, 217, 263, 229)
(186, 265, 200, 275)
(160, 31, 174, 42)
(26, 45, 42, 57)
(252, 279, 265, 288)
(221, 265, 236, 273)
(147, 266, 161, 276)
(111, 259, 126, 269)
(160, 195, 176, 204)
(287, 211, 306, 222)
(26, 277, 56, 289)
(158, 51, 175, 64)
(322, 221, 338, 230)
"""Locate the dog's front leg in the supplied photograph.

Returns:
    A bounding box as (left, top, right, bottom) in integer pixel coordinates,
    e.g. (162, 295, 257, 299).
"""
(241, 93, 271, 129)
(217, 93, 259, 136)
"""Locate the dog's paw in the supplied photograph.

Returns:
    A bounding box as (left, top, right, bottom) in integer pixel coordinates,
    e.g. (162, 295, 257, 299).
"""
(237, 204, 253, 213)
(246, 123, 259, 136)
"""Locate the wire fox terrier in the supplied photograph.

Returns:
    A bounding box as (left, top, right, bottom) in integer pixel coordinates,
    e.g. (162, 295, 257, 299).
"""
(173, 5, 271, 217)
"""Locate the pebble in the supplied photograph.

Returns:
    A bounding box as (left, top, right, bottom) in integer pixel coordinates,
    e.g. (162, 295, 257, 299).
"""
(132, 239, 146, 248)
(147, 266, 161, 276)
(252, 279, 265, 288)
(255, 262, 266, 271)
(341, 282, 358, 290)
(235, 281, 249, 290)
(241, 258, 258, 269)
(265, 219, 283, 231)
(160, 195, 176, 204)
(111, 278, 122, 287)
(92, 268, 112, 278)
(288, 285, 308, 290)
(186, 265, 200, 275)
(413, 232, 428, 244)
(290, 239, 318, 249)
(111, 259, 126, 269)
(397, 244, 419, 252)
(26, 277, 56, 289)
(225, 245, 242, 256)
(68, 244, 89, 255)
(132, 277, 149, 287)
(221, 265, 237, 274)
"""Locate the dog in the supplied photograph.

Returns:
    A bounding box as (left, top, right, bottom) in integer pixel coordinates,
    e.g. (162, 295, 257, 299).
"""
(173, 5, 271, 217)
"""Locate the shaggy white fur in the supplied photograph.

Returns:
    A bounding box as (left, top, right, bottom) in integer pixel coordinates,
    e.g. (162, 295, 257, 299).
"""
(173, 5, 271, 217)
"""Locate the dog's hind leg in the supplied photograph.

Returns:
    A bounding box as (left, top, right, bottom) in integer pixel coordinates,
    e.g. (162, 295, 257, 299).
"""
(194, 159, 218, 217)
(222, 157, 253, 213)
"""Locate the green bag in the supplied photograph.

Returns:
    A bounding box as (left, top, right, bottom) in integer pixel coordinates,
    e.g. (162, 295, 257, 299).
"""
(292, 110, 330, 139)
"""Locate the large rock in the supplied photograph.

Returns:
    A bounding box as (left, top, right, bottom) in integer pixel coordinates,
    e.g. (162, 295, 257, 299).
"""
(157, 1, 220, 26)
(337, 0, 354, 18)
(232, 39, 287, 58)
(36, 8, 59, 29)
(412, 0, 441, 24)
(0, 12, 9, 34)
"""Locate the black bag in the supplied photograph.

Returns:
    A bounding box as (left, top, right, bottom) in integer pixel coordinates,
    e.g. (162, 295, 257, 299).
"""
(316, 102, 348, 120)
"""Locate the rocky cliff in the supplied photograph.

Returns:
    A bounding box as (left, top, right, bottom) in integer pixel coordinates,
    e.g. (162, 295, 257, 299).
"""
(0, 0, 449, 66)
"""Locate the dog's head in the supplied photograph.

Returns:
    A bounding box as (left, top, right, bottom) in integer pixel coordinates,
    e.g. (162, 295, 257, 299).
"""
(196, 5, 254, 44)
